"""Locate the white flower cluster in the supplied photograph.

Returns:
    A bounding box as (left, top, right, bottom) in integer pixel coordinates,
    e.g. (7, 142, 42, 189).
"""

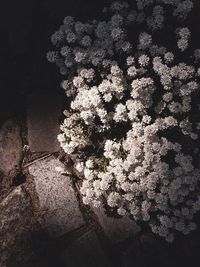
(47, 1, 200, 242)
(58, 112, 89, 154)
(176, 27, 191, 52)
(80, 118, 200, 242)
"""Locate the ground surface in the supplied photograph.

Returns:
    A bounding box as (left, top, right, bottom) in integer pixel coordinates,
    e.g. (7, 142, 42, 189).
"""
(0, 1, 200, 267)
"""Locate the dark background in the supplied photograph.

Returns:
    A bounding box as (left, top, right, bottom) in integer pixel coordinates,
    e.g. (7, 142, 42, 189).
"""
(0, 0, 109, 124)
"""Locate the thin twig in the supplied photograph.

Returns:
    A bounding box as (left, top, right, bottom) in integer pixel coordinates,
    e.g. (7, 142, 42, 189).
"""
(23, 153, 53, 168)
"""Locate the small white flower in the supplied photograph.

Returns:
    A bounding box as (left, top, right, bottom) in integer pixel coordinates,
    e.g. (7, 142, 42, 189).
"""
(75, 162, 84, 172)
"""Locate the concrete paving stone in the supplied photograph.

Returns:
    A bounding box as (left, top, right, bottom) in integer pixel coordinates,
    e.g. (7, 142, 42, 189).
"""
(27, 91, 61, 152)
(0, 120, 22, 176)
(0, 186, 33, 267)
(28, 156, 85, 237)
(94, 206, 140, 244)
(60, 230, 111, 267)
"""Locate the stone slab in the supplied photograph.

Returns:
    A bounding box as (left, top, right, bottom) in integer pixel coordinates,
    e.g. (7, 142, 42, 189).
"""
(0, 186, 33, 266)
(94, 206, 140, 244)
(27, 92, 61, 152)
(60, 230, 111, 267)
(0, 120, 22, 176)
(28, 157, 85, 237)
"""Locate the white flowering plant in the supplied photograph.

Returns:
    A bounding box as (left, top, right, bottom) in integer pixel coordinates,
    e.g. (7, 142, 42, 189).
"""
(47, 0, 200, 242)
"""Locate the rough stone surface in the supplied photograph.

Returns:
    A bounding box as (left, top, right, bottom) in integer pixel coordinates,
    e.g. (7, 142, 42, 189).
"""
(94, 206, 140, 244)
(28, 157, 85, 237)
(27, 92, 61, 152)
(60, 230, 111, 267)
(0, 120, 22, 176)
(0, 186, 33, 267)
